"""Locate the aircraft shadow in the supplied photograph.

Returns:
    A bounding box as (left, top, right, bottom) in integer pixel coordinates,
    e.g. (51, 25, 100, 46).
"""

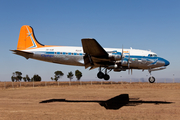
(39, 94, 173, 110)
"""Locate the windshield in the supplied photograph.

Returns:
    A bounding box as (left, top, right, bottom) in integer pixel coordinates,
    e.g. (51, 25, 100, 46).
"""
(148, 54, 157, 57)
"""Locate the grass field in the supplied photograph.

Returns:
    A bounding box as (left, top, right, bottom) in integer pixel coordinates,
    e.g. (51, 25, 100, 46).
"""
(0, 82, 180, 120)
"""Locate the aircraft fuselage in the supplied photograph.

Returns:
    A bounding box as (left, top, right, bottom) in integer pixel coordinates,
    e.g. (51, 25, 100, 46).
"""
(23, 46, 169, 71)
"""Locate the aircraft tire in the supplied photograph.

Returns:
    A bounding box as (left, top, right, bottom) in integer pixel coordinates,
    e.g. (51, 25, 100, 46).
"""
(148, 76, 155, 83)
(104, 74, 110, 81)
(97, 72, 104, 79)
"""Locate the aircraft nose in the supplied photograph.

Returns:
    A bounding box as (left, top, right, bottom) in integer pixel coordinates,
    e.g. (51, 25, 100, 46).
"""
(164, 59, 170, 66)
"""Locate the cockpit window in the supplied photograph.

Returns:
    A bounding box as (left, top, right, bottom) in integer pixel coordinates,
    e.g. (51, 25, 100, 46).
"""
(153, 54, 157, 57)
(148, 54, 157, 57)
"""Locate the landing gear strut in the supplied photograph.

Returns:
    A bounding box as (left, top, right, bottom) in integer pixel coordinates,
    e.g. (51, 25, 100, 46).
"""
(97, 67, 110, 80)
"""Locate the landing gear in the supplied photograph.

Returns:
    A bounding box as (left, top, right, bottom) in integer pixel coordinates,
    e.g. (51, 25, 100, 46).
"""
(97, 71, 104, 79)
(148, 69, 156, 83)
(97, 67, 110, 80)
(148, 76, 155, 83)
(104, 74, 110, 80)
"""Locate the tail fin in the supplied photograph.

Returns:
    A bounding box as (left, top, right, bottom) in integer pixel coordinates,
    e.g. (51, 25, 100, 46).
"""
(17, 25, 44, 50)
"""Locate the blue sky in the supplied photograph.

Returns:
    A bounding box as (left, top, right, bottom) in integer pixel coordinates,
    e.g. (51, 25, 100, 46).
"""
(0, 0, 179, 82)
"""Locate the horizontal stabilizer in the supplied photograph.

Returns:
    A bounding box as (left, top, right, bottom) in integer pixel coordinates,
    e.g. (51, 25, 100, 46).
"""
(11, 50, 33, 59)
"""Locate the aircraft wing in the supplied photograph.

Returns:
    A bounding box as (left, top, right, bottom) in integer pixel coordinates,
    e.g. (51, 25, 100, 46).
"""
(81, 39, 112, 69)
(11, 50, 33, 59)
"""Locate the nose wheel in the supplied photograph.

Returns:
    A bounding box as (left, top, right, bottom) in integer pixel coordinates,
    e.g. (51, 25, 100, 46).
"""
(148, 69, 156, 83)
(148, 76, 155, 83)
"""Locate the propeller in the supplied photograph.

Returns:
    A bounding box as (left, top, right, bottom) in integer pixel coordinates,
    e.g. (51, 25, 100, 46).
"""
(119, 45, 124, 67)
(127, 52, 132, 75)
(120, 45, 124, 60)
(120, 46, 132, 75)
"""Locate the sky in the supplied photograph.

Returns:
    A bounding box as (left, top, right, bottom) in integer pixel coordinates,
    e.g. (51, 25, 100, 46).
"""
(0, 0, 180, 82)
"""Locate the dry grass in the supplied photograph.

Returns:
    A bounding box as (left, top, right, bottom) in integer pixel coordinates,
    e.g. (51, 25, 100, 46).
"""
(0, 81, 131, 89)
(0, 82, 180, 120)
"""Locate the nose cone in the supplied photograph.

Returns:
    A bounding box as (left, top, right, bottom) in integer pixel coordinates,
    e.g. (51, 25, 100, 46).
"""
(164, 59, 170, 66)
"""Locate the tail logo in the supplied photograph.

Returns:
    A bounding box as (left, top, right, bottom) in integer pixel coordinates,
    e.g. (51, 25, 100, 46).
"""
(26, 26, 37, 49)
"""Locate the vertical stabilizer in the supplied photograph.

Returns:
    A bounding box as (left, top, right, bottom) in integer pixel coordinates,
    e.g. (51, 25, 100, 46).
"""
(17, 25, 44, 50)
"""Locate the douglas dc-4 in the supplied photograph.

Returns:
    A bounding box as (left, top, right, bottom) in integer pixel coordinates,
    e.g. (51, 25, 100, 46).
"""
(11, 25, 170, 83)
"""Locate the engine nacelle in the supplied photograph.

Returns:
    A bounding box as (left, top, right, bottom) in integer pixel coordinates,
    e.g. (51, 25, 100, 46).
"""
(113, 68, 126, 72)
(121, 60, 128, 66)
(108, 52, 122, 61)
(115, 60, 128, 66)
(107, 64, 118, 69)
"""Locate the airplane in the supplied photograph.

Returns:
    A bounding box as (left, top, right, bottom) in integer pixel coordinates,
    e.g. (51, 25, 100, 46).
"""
(11, 25, 170, 83)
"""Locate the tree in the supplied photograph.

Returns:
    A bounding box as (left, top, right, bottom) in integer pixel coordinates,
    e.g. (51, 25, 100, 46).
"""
(26, 75, 30, 82)
(75, 70, 82, 81)
(16, 71, 22, 81)
(51, 71, 64, 82)
(31, 74, 41, 82)
(11, 76, 15, 82)
(12, 71, 22, 82)
(67, 71, 73, 81)
(23, 77, 27, 82)
(20, 75, 30, 82)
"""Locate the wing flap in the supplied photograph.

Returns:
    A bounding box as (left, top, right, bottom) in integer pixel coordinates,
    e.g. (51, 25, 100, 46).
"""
(83, 54, 94, 69)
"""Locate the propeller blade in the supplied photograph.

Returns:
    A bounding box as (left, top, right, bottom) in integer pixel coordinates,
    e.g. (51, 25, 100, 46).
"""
(127, 53, 131, 69)
(121, 45, 124, 60)
(120, 45, 124, 67)
(127, 52, 132, 75)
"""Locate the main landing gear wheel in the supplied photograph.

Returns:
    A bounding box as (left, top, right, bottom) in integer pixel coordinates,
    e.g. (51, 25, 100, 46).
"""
(104, 74, 110, 80)
(97, 71, 110, 80)
(97, 71, 104, 79)
(148, 76, 155, 83)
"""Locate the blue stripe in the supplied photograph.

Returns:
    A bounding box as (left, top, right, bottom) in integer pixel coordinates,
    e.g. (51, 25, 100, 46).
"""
(46, 52, 54, 54)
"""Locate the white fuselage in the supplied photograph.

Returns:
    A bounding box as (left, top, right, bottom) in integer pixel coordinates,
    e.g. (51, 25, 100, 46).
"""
(22, 46, 168, 70)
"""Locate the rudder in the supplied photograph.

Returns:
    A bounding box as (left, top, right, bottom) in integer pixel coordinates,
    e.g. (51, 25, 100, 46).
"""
(17, 25, 44, 50)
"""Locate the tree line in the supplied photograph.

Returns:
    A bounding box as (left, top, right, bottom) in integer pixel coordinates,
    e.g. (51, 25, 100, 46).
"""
(11, 71, 41, 82)
(11, 70, 82, 82)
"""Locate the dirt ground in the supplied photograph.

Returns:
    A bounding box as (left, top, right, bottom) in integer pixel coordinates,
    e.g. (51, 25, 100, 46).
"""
(0, 83, 180, 120)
